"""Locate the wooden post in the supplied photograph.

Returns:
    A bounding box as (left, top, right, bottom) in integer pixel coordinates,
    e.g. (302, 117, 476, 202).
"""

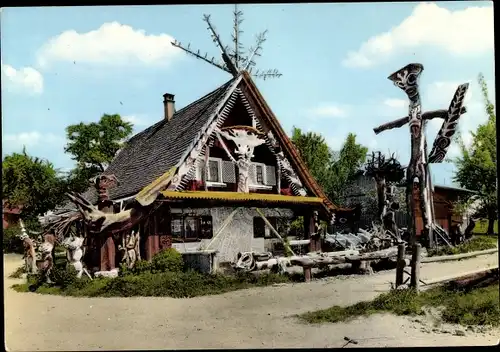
(304, 212, 316, 252)
(395, 243, 406, 287)
(303, 266, 312, 282)
(410, 243, 422, 292)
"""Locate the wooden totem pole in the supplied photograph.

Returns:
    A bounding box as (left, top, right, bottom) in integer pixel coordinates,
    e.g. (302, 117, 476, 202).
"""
(95, 174, 119, 271)
(375, 63, 469, 248)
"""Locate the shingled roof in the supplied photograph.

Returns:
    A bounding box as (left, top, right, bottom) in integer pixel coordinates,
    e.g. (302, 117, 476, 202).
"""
(78, 77, 237, 205)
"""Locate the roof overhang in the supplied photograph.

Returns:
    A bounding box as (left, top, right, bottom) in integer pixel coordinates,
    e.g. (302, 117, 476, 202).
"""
(160, 190, 324, 205)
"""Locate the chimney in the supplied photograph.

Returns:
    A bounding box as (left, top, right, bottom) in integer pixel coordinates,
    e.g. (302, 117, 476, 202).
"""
(163, 93, 175, 121)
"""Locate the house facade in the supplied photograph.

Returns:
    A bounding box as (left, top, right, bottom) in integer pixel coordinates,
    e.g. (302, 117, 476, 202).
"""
(66, 71, 354, 271)
(3, 201, 21, 229)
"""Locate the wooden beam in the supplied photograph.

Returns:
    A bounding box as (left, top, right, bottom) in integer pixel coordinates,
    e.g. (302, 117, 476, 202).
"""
(255, 207, 296, 256)
(373, 107, 467, 135)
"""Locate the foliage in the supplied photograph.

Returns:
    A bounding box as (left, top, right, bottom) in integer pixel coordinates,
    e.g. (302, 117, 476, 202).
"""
(13, 270, 292, 298)
(291, 128, 368, 204)
(64, 114, 133, 179)
(427, 235, 498, 257)
(2, 149, 67, 220)
(298, 284, 499, 327)
(151, 248, 184, 273)
(452, 73, 497, 234)
(3, 225, 25, 253)
(65, 164, 104, 194)
(120, 259, 152, 276)
(475, 219, 499, 235)
(3, 218, 44, 253)
(289, 216, 304, 237)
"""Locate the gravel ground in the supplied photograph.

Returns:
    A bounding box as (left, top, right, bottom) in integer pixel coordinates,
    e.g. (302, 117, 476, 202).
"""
(4, 253, 499, 351)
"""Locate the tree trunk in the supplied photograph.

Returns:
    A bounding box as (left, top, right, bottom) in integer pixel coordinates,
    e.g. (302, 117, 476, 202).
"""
(487, 209, 496, 235)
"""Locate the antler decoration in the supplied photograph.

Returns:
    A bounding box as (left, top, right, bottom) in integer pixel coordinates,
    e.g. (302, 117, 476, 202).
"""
(171, 4, 282, 80)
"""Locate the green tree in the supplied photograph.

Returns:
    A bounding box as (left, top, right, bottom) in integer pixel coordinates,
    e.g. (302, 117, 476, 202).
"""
(453, 73, 497, 234)
(291, 127, 335, 196)
(291, 128, 368, 204)
(65, 114, 133, 173)
(330, 133, 368, 201)
(2, 148, 66, 221)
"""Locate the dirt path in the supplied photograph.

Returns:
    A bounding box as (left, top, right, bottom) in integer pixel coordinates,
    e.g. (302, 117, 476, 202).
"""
(4, 253, 499, 350)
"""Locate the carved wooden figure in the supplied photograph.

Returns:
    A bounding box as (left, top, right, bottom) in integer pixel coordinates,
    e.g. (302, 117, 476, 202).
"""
(37, 240, 55, 283)
(120, 229, 141, 269)
(376, 63, 469, 246)
(62, 235, 92, 279)
(387, 63, 431, 245)
(216, 125, 266, 193)
(19, 220, 37, 275)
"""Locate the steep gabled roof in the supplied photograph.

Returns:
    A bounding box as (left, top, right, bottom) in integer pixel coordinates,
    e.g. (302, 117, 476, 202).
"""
(79, 77, 237, 204)
(239, 71, 350, 215)
(71, 71, 349, 219)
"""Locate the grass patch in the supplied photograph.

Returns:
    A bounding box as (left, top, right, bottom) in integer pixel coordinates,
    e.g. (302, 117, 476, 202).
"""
(11, 248, 302, 298)
(8, 265, 25, 279)
(474, 219, 498, 235)
(298, 283, 499, 327)
(11, 270, 294, 298)
(428, 235, 498, 257)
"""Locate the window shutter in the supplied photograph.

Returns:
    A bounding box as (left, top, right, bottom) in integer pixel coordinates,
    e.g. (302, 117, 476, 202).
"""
(221, 161, 236, 183)
(194, 159, 203, 181)
(248, 163, 257, 184)
(265, 165, 276, 186)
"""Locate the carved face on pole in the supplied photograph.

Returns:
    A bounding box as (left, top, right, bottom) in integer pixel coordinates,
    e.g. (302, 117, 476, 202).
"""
(388, 63, 424, 137)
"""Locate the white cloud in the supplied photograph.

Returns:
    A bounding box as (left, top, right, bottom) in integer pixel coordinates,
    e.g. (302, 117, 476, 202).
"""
(122, 115, 150, 127)
(425, 80, 474, 106)
(1, 62, 44, 94)
(383, 98, 407, 109)
(3, 131, 65, 151)
(37, 22, 182, 68)
(307, 104, 349, 119)
(343, 3, 494, 68)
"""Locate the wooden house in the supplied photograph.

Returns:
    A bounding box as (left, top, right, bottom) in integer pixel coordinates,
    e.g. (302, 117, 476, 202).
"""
(3, 201, 22, 229)
(70, 71, 353, 271)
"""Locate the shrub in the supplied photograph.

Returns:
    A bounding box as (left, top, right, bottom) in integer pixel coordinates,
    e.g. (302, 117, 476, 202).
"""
(3, 225, 24, 254)
(120, 259, 152, 276)
(50, 265, 79, 288)
(151, 248, 183, 273)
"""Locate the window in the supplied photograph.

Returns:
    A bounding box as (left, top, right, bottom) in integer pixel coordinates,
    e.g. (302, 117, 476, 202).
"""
(184, 216, 198, 239)
(170, 215, 213, 241)
(208, 160, 220, 182)
(249, 163, 276, 189)
(256, 165, 264, 185)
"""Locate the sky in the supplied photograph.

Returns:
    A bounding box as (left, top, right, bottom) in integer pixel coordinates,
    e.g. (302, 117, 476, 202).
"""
(1, 2, 495, 187)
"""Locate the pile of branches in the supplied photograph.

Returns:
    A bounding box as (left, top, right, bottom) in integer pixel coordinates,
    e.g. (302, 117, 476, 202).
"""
(325, 222, 404, 253)
(41, 211, 83, 244)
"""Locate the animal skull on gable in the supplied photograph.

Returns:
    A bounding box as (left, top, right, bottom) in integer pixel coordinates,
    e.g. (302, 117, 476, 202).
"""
(217, 126, 266, 161)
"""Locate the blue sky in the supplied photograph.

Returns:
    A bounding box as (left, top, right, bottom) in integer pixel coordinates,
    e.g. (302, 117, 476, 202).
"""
(1, 2, 495, 187)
